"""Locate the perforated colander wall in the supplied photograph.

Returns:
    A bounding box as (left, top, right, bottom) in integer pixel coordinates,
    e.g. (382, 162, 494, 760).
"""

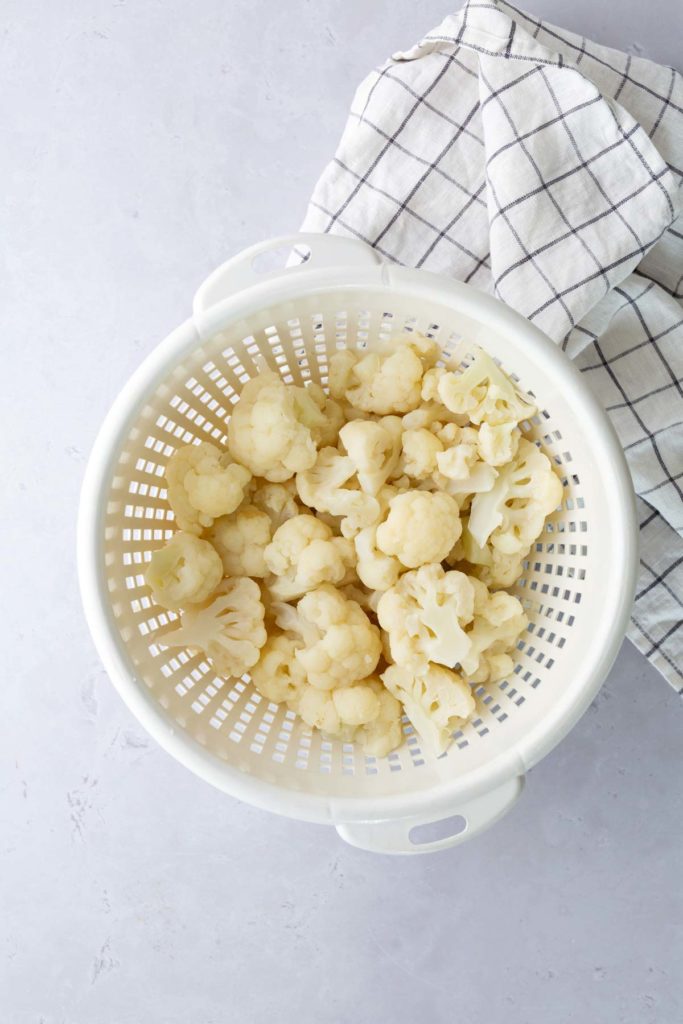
(103, 293, 593, 800)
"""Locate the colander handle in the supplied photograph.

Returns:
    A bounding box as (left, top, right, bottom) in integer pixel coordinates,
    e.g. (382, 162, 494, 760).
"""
(193, 233, 382, 328)
(335, 776, 525, 855)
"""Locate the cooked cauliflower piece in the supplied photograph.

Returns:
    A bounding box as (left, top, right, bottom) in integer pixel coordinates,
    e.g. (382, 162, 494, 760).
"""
(402, 402, 467, 430)
(279, 584, 382, 690)
(377, 564, 476, 672)
(249, 480, 300, 530)
(250, 632, 307, 704)
(264, 514, 355, 600)
(328, 348, 359, 400)
(165, 442, 251, 534)
(375, 491, 462, 569)
(382, 663, 475, 754)
(339, 334, 440, 415)
(161, 577, 266, 677)
(227, 368, 330, 482)
(145, 531, 223, 610)
(293, 382, 345, 447)
(296, 447, 380, 536)
(461, 579, 527, 678)
(291, 676, 404, 756)
(469, 438, 563, 552)
(474, 547, 529, 589)
(207, 505, 272, 578)
(378, 564, 524, 681)
(437, 349, 537, 426)
(400, 428, 443, 480)
(354, 522, 402, 592)
(477, 421, 521, 467)
(339, 417, 402, 494)
(435, 425, 480, 480)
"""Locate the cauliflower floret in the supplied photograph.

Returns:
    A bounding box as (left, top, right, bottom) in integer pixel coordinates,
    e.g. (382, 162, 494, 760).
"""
(227, 368, 326, 482)
(437, 349, 537, 426)
(294, 382, 345, 447)
(469, 438, 563, 553)
(264, 514, 355, 600)
(291, 676, 403, 756)
(382, 663, 475, 754)
(250, 633, 307, 704)
(420, 366, 446, 403)
(435, 426, 479, 480)
(375, 491, 462, 569)
(339, 417, 402, 494)
(357, 682, 404, 757)
(281, 584, 382, 690)
(296, 447, 379, 536)
(249, 480, 300, 530)
(477, 421, 521, 467)
(342, 334, 440, 415)
(474, 547, 529, 589)
(145, 531, 223, 610)
(461, 579, 527, 678)
(207, 505, 272, 577)
(400, 428, 443, 480)
(328, 348, 359, 400)
(402, 402, 467, 430)
(161, 577, 266, 677)
(165, 442, 251, 534)
(377, 564, 476, 672)
(434, 460, 498, 499)
(354, 522, 402, 591)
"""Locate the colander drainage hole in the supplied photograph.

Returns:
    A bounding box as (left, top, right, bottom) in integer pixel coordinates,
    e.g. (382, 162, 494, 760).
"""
(409, 815, 467, 846)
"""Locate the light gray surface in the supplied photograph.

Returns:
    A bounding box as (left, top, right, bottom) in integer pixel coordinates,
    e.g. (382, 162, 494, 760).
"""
(2, 2, 682, 1022)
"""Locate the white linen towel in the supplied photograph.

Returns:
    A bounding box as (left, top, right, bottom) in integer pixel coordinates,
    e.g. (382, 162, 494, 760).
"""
(302, 0, 683, 691)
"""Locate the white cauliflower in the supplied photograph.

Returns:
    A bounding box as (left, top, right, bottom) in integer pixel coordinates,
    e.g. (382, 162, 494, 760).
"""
(382, 663, 475, 755)
(477, 421, 521, 467)
(161, 577, 266, 677)
(207, 505, 272, 578)
(292, 676, 404, 756)
(293, 382, 345, 447)
(278, 584, 382, 690)
(328, 348, 359, 400)
(249, 480, 300, 529)
(165, 442, 251, 534)
(437, 349, 537, 426)
(145, 531, 223, 610)
(435, 460, 498, 499)
(474, 548, 529, 589)
(339, 417, 402, 494)
(340, 334, 440, 415)
(250, 632, 307, 704)
(402, 402, 467, 430)
(435, 426, 480, 480)
(469, 438, 563, 553)
(375, 491, 462, 569)
(227, 368, 328, 482)
(377, 564, 476, 672)
(264, 514, 355, 600)
(296, 447, 379, 536)
(450, 520, 529, 590)
(461, 579, 527, 679)
(354, 522, 402, 592)
(400, 428, 443, 480)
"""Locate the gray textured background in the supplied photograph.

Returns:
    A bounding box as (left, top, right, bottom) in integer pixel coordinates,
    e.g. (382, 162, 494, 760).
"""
(2, 2, 682, 1022)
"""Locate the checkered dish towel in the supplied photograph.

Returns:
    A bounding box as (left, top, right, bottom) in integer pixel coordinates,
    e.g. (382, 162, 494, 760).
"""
(302, 0, 683, 692)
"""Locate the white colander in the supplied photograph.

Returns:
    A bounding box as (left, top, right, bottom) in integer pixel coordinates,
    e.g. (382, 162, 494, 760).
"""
(78, 233, 637, 854)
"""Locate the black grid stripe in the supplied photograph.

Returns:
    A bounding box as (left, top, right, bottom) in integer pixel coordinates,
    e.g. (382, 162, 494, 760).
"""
(303, 0, 683, 689)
